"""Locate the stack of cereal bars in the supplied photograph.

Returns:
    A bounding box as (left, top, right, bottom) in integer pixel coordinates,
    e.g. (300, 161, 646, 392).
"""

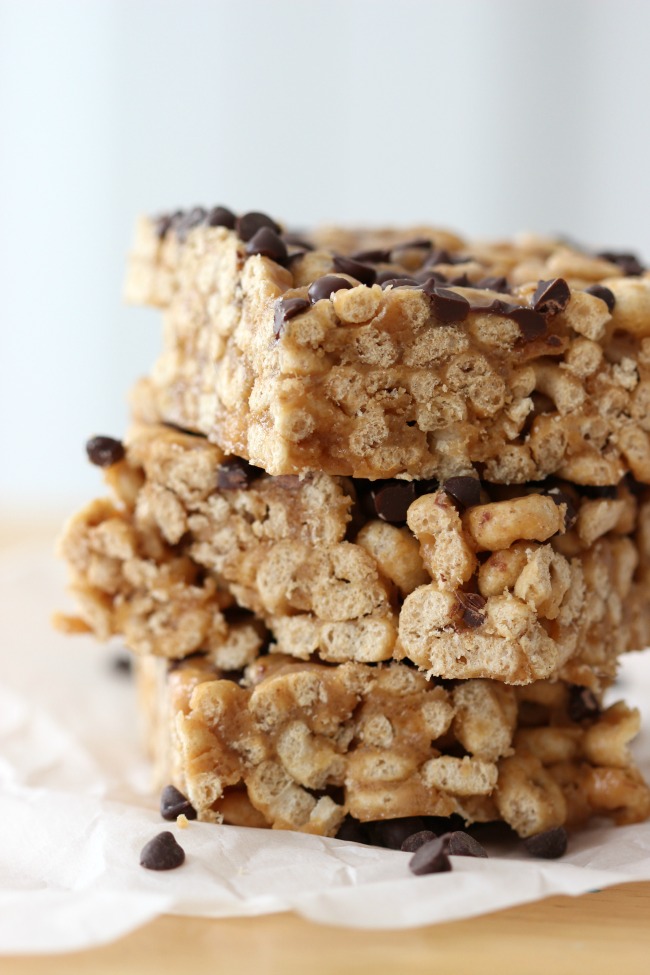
(59, 207, 650, 844)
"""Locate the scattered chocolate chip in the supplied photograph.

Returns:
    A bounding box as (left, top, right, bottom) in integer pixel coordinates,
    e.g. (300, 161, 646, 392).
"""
(237, 211, 281, 241)
(423, 247, 451, 267)
(110, 653, 132, 676)
(582, 484, 618, 500)
(283, 232, 315, 251)
(333, 255, 377, 286)
(443, 476, 481, 509)
(245, 227, 288, 265)
(175, 207, 208, 242)
(456, 591, 487, 628)
(445, 831, 488, 858)
(547, 488, 578, 530)
(367, 817, 429, 850)
(391, 237, 433, 253)
(584, 284, 616, 313)
(532, 278, 571, 315)
(413, 268, 448, 285)
(409, 836, 452, 876)
(509, 305, 547, 340)
(523, 826, 568, 859)
(375, 269, 407, 285)
(335, 817, 369, 844)
(476, 275, 509, 293)
(369, 480, 417, 524)
(160, 785, 197, 822)
(206, 205, 236, 229)
(449, 273, 471, 287)
(308, 275, 354, 304)
(140, 831, 185, 871)
(350, 248, 391, 264)
(567, 685, 601, 723)
(422, 283, 470, 323)
(380, 276, 420, 290)
(401, 830, 437, 853)
(274, 296, 310, 338)
(217, 457, 262, 490)
(154, 213, 174, 238)
(597, 250, 644, 277)
(86, 435, 125, 468)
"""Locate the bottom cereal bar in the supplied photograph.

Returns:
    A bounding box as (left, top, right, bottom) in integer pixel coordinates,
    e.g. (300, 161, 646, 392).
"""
(136, 653, 650, 839)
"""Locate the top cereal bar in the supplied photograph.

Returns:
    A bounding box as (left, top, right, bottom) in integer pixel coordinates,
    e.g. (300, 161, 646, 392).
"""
(125, 206, 650, 483)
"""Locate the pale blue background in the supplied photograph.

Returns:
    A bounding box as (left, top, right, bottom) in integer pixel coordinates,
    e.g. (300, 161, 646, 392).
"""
(1, 0, 649, 509)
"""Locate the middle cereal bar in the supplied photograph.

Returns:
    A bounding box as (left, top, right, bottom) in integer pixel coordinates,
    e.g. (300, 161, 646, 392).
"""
(61, 424, 650, 687)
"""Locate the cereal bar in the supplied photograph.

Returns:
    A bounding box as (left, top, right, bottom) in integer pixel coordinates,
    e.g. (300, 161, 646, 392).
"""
(137, 651, 650, 838)
(126, 207, 650, 484)
(59, 423, 650, 685)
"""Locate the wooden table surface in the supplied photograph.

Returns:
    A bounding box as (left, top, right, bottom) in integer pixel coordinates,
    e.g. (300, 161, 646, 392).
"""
(5, 883, 650, 974)
(4, 517, 650, 973)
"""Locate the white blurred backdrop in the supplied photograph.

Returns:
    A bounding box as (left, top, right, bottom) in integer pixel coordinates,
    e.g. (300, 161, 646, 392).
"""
(2, 0, 650, 512)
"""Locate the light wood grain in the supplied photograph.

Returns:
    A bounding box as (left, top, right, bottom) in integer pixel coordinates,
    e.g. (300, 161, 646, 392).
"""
(5, 883, 650, 975)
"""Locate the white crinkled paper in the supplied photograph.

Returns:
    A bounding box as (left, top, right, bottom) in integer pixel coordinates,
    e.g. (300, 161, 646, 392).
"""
(2, 544, 650, 954)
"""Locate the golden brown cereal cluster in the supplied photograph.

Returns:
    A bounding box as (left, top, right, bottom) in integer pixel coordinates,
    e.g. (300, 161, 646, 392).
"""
(136, 652, 650, 838)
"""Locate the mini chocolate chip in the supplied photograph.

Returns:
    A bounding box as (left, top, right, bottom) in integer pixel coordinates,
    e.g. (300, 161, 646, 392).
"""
(409, 836, 452, 875)
(207, 205, 236, 229)
(508, 305, 547, 340)
(160, 785, 197, 822)
(476, 275, 509, 293)
(110, 653, 132, 676)
(217, 457, 262, 490)
(175, 207, 208, 242)
(283, 232, 315, 251)
(423, 247, 451, 267)
(333, 255, 377, 286)
(335, 817, 370, 844)
(391, 237, 433, 253)
(154, 213, 174, 238)
(376, 269, 408, 285)
(245, 227, 288, 265)
(237, 211, 281, 241)
(532, 278, 571, 315)
(367, 817, 429, 850)
(449, 273, 471, 287)
(86, 435, 125, 468)
(567, 685, 601, 723)
(597, 251, 644, 277)
(443, 476, 481, 510)
(350, 248, 392, 263)
(445, 831, 488, 858)
(140, 831, 185, 871)
(370, 481, 417, 523)
(422, 284, 470, 323)
(274, 296, 310, 338)
(308, 275, 354, 304)
(523, 826, 568, 859)
(582, 484, 618, 499)
(548, 488, 578, 530)
(413, 268, 449, 285)
(380, 276, 420, 290)
(401, 830, 437, 853)
(456, 591, 486, 628)
(584, 284, 616, 313)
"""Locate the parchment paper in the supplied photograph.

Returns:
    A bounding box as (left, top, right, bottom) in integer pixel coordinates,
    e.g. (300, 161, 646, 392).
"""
(1, 543, 650, 954)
